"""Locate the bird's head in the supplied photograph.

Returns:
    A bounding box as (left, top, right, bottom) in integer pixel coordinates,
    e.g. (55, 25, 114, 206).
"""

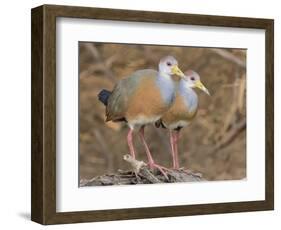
(183, 70, 210, 95)
(159, 56, 184, 78)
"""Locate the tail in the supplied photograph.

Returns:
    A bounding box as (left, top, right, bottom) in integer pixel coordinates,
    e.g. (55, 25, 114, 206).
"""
(98, 89, 112, 106)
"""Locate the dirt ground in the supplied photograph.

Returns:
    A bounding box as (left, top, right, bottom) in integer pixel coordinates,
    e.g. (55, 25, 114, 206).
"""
(79, 42, 246, 183)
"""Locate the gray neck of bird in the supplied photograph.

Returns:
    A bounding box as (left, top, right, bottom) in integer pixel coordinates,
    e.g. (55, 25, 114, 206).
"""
(158, 71, 173, 82)
(179, 79, 195, 95)
(179, 79, 193, 90)
(178, 80, 198, 112)
(156, 72, 176, 105)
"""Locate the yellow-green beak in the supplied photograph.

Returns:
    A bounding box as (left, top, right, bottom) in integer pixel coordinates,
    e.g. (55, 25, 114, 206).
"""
(171, 65, 185, 77)
(195, 80, 210, 95)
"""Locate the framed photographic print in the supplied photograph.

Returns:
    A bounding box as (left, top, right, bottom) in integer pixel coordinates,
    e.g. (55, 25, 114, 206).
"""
(31, 4, 274, 225)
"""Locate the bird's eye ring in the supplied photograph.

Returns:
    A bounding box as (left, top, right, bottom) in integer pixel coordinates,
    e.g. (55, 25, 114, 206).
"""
(190, 77, 195, 81)
(167, 62, 172, 66)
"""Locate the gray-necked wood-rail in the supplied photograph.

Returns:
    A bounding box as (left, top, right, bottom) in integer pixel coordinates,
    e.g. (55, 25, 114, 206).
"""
(98, 56, 184, 173)
(156, 70, 210, 169)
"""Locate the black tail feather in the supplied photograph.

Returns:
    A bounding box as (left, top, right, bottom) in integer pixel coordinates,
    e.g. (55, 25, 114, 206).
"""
(98, 89, 111, 106)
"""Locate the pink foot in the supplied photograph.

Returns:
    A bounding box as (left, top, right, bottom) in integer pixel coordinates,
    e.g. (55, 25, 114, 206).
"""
(148, 162, 170, 180)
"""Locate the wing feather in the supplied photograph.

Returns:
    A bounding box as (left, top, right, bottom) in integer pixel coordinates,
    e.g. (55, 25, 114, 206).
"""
(106, 69, 157, 122)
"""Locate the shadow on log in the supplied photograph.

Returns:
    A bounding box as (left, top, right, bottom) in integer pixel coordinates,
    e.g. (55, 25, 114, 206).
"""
(81, 154, 206, 186)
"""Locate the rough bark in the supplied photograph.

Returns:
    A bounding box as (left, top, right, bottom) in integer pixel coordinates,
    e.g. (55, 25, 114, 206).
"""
(80, 154, 205, 186)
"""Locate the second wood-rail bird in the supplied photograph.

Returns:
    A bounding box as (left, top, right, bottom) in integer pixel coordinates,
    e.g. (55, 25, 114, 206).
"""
(98, 56, 184, 174)
(156, 70, 210, 169)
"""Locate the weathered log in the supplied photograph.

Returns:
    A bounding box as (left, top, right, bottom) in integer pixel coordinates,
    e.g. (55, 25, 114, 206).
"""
(80, 154, 205, 186)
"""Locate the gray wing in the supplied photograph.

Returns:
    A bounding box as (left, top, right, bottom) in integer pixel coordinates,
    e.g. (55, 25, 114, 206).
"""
(106, 80, 131, 121)
(105, 69, 157, 121)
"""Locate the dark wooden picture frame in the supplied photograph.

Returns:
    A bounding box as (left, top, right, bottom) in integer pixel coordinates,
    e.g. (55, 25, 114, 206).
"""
(31, 4, 274, 225)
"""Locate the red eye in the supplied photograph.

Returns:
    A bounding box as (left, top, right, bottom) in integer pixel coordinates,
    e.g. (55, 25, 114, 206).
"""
(190, 77, 195, 81)
(167, 62, 172, 66)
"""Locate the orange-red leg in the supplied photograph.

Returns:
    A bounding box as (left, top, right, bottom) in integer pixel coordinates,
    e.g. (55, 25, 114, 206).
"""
(169, 130, 176, 169)
(139, 126, 169, 179)
(127, 128, 136, 158)
(173, 130, 180, 169)
(169, 130, 180, 169)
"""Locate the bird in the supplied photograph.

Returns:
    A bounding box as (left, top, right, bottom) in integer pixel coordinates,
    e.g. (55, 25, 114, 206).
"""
(156, 70, 210, 169)
(98, 56, 185, 174)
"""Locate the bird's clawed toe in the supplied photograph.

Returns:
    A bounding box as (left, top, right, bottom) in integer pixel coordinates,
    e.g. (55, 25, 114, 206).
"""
(148, 163, 170, 180)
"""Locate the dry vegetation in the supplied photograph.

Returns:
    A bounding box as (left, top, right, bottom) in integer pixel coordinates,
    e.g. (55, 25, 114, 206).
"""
(79, 42, 246, 184)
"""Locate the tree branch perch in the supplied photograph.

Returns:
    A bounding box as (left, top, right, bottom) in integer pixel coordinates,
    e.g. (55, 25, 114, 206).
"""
(81, 155, 205, 186)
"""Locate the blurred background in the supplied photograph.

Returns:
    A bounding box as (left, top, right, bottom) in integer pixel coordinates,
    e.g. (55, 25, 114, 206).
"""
(79, 42, 246, 184)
